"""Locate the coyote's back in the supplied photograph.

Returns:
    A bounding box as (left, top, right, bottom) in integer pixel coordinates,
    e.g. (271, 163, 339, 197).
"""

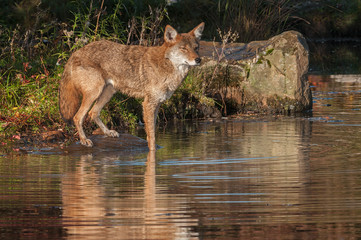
(59, 22, 205, 150)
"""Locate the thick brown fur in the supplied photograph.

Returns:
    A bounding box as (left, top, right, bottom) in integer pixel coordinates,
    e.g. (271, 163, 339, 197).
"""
(59, 69, 80, 124)
(59, 23, 205, 150)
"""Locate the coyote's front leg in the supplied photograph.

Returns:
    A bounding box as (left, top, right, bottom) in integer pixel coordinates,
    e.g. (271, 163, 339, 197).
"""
(142, 98, 160, 151)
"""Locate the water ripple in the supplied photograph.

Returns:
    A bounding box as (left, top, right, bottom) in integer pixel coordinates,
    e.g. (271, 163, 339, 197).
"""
(161, 156, 277, 166)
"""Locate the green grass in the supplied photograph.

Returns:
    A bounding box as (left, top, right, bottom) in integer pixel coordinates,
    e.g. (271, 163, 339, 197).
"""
(0, 1, 168, 140)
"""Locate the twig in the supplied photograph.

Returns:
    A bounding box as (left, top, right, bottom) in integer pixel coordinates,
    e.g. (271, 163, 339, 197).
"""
(94, 0, 105, 38)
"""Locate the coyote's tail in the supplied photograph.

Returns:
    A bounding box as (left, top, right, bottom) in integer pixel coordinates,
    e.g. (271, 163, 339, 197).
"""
(59, 69, 80, 125)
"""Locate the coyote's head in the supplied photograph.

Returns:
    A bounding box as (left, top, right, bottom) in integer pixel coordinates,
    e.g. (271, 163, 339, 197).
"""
(164, 23, 205, 68)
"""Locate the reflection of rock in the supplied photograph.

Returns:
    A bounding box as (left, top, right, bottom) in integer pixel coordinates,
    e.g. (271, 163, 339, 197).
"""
(197, 31, 312, 114)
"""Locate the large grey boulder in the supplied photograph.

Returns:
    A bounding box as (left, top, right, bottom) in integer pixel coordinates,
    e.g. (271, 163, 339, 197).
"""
(196, 31, 312, 114)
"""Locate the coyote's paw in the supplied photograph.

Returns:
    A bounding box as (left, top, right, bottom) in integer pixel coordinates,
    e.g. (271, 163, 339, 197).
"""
(80, 138, 93, 147)
(106, 130, 120, 138)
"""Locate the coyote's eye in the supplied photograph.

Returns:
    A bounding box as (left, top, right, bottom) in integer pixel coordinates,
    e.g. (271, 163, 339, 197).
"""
(194, 46, 199, 52)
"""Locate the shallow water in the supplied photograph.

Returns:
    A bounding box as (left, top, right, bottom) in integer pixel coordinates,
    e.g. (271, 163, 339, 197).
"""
(2, 74, 361, 239)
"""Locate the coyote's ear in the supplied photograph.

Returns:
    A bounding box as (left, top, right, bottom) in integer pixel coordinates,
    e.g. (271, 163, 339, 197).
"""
(190, 22, 205, 40)
(164, 25, 178, 43)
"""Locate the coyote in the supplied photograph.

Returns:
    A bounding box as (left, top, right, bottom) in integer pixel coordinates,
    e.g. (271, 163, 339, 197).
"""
(59, 23, 204, 150)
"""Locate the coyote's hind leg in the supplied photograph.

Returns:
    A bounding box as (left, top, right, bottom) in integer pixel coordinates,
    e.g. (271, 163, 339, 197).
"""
(88, 81, 119, 138)
(72, 67, 105, 147)
(74, 95, 99, 147)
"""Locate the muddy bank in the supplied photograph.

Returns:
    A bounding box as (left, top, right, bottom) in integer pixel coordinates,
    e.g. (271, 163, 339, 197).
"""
(1, 131, 153, 156)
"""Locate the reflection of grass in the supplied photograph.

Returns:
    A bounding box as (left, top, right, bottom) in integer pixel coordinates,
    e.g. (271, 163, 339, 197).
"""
(296, 0, 361, 38)
(309, 42, 361, 74)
